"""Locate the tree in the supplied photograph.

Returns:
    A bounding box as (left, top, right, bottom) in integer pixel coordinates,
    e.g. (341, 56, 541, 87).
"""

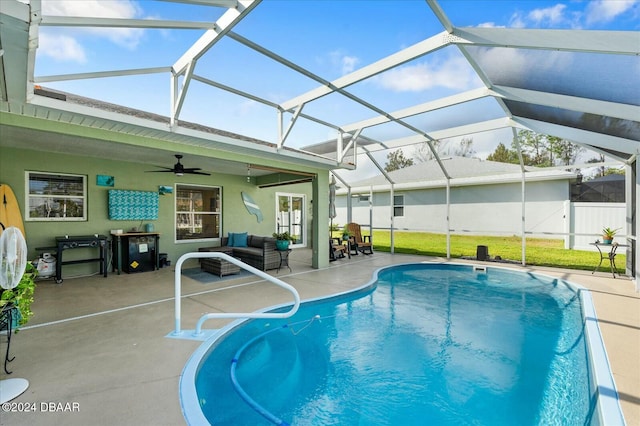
(515, 130, 550, 166)
(509, 130, 583, 167)
(384, 149, 414, 172)
(486, 143, 520, 164)
(413, 140, 443, 162)
(586, 154, 624, 178)
(548, 136, 584, 166)
(413, 138, 475, 162)
(454, 137, 476, 157)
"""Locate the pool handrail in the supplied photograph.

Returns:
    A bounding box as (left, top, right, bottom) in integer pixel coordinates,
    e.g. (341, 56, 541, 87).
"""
(172, 252, 300, 338)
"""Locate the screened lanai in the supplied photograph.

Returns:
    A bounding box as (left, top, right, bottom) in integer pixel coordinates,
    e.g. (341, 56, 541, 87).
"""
(0, 0, 639, 288)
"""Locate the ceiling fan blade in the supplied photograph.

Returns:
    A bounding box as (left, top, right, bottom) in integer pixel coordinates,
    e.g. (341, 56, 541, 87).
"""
(144, 169, 175, 173)
(144, 155, 210, 175)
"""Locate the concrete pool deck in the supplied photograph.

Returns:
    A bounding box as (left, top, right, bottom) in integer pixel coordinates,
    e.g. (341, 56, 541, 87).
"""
(1, 251, 638, 425)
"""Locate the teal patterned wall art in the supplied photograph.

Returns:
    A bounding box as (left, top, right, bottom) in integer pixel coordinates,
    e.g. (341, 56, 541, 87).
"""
(108, 190, 159, 220)
(97, 174, 115, 187)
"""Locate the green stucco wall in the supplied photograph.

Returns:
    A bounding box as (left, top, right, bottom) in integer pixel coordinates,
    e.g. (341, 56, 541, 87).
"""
(0, 146, 316, 276)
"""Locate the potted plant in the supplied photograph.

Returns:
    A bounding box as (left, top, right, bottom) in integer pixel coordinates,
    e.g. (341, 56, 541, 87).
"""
(601, 227, 620, 244)
(0, 262, 37, 330)
(272, 231, 294, 250)
(341, 225, 352, 241)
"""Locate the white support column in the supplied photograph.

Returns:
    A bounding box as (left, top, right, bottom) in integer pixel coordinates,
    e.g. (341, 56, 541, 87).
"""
(636, 159, 639, 292)
(369, 185, 373, 247)
(628, 158, 639, 292)
(446, 178, 451, 259)
(563, 200, 571, 249)
(520, 178, 527, 266)
(390, 184, 394, 254)
(512, 127, 527, 266)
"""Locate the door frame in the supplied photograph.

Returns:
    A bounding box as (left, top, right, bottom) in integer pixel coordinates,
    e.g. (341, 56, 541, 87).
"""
(275, 192, 306, 248)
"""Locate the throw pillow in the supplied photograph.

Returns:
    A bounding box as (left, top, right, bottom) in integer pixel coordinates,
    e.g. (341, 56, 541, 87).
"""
(233, 232, 248, 247)
(227, 232, 235, 247)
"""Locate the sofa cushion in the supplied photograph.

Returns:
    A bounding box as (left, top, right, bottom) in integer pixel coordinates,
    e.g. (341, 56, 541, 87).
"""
(230, 232, 248, 247)
(250, 236, 265, 248)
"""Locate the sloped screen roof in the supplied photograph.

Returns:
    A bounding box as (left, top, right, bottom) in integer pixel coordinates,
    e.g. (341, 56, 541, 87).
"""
(0, 0, 638, 182)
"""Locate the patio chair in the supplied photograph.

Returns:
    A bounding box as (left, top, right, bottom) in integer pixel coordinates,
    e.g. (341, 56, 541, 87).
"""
(346, 223, 373, 255)
(330, 238, 347, 261)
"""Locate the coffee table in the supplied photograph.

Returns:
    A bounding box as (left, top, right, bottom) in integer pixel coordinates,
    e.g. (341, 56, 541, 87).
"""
(200, 256, 241, 277)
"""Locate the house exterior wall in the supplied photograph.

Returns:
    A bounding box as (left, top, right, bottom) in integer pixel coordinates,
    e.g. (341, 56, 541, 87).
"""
(0, 146, 316, 273)
(335, 180, 570, 238)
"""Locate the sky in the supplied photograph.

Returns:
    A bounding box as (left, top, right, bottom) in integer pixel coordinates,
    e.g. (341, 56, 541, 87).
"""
(30, 0, 639, 179)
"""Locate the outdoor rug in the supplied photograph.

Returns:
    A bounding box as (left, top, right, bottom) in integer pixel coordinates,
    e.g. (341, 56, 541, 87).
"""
(181, 267, 253, 284)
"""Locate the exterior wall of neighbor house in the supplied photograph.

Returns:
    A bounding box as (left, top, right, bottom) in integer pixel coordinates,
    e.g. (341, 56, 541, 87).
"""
(0, 146, 315, 273)
(335, 179, 570, 238)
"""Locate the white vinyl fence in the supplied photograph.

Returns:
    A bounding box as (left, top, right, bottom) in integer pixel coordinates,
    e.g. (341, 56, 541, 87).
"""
(570, 202, 626, 251)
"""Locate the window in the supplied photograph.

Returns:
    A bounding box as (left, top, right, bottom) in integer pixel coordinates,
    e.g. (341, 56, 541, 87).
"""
(176, 184, 221, 242)
(25, 171, 87, 221)
(393, 194, 404, 217)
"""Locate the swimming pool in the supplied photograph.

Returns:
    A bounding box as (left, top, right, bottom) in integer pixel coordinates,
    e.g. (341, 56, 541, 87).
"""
(180, 263, 625, 425)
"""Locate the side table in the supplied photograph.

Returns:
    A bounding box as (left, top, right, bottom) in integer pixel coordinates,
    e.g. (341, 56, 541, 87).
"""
(276, 249, 292, 273)
(590, 242, 628, 278)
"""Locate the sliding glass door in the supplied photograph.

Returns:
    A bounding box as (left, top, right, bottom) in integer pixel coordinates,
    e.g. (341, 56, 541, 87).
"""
(276, 193, 305, 248)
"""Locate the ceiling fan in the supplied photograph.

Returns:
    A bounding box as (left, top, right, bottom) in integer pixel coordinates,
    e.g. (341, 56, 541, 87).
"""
(146, 154, 210, 176)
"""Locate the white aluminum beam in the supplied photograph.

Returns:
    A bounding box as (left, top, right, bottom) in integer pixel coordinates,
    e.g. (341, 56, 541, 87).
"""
(171, 60, 195, 127)
(170, 0, 259, 125)
(453, 27, 640, 56)
(39, 16, 218, 30)
(226, 29, 454, 178)
(280, 31, 450, 111)
(342, 87, 490, 133)
(426, 0, 454, 33)
(493, 85, 640, 122)
(513, 117, 637, 160)
(192, 74, 280, 108)
(35, 67, 171, 83)
(279, 105, 303, 148)
(172, 0, 260, 75)
(157, 0, 239, 6)
(357, 117, 512, 154)
(26, 0, 42, 102)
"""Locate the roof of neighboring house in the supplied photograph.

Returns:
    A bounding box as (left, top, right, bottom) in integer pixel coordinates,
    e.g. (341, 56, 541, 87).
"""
(338, 156, 577, 193)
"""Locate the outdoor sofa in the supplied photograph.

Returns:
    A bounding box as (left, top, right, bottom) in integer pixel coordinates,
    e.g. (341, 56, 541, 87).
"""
(198, 233, 280, 271)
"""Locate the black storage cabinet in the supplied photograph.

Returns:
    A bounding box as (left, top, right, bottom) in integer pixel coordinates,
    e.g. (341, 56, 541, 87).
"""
(122, 235, 156, 273)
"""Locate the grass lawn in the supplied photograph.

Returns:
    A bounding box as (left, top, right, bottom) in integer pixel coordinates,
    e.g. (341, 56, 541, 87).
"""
(354, 230, 626, 273)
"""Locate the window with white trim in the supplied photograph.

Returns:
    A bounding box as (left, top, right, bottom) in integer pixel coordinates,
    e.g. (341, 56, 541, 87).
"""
(176, 184, 221, 242)
(25, 171, 87, 221)
(393, 194, 404, 217)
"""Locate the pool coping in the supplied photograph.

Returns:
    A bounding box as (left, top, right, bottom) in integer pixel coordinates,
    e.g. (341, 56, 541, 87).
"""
(179, 262, 626, 425)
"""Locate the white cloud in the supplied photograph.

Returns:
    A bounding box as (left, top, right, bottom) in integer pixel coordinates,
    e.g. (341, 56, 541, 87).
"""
(509, 1, 638, 29)
(41, 0, 145, 51)
(477, 22, 505, 28)
(585, 0, 638, 24)
(38, 33, 87, 63)
(528, 4, 567, 25)
(508, 12, 527, 28)
(327, 51, 360, 76)
(341, 55, 359, 75)
(475, 47, 572, 80)
(43, 0, 142, 20)
(373, 56, 478, 92)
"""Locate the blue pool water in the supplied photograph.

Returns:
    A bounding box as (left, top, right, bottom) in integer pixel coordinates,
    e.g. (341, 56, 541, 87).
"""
(182, 263, 623, 425)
